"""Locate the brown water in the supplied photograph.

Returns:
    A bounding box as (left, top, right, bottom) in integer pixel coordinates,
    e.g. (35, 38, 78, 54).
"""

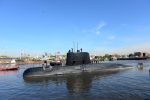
(0, 60, 150, 100)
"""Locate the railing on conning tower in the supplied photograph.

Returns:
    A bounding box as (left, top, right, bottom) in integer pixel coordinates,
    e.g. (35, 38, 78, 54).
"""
(68, 48, 83, 53)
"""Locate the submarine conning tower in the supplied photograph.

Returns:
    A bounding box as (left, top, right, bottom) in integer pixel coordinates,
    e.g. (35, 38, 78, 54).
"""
(66, 48, 91, 66)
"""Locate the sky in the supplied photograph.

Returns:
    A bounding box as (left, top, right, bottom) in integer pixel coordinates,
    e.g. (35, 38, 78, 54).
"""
(0, 0, 150, 56)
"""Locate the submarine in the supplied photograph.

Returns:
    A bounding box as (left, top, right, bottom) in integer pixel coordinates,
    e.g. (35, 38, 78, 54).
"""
(23, 49, 133, 78)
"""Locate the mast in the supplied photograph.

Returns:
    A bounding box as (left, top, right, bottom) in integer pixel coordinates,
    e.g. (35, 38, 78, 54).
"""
(77, 42, 78, 51)
(73, 41, 75, 52)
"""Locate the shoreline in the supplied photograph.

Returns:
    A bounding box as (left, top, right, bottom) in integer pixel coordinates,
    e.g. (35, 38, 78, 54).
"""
(16, 60, 43, 65)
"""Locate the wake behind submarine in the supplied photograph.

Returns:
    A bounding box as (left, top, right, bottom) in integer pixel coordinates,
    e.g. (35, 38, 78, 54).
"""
(23, 49, 133, 78)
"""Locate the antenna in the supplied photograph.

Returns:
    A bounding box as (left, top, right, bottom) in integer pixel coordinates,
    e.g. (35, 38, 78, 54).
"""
(73, 41, 75, 52)
(77, 42, 78, 51)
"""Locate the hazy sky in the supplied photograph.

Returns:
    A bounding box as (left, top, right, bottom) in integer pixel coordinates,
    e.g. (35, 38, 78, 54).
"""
(0, 0, 150, 56)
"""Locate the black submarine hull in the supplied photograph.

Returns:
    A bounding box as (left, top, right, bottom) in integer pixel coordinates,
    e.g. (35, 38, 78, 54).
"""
(23, 63, 133, 78)
(23, 50, 134, 78)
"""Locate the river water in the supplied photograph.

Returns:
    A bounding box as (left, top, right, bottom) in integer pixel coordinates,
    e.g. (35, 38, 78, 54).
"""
(0, 60, 150, 100)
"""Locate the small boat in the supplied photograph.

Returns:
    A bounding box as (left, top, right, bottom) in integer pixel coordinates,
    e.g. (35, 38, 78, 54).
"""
(0, 59, 19, 71)
(137, 63, 144, 70)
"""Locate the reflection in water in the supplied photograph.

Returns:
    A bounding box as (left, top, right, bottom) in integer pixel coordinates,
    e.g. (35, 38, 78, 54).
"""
(0, 70, 17, 74)
(66, 73, 92, 94)
(23, 70, 122, 94)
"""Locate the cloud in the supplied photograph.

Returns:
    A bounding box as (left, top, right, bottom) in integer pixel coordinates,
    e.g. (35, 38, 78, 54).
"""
(82, 22, 107, 35)
(96, 22, 106, 30)
(95, 22, 106, 35)
(95, 31, 100, 35)
(107, 35, 116, 40)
